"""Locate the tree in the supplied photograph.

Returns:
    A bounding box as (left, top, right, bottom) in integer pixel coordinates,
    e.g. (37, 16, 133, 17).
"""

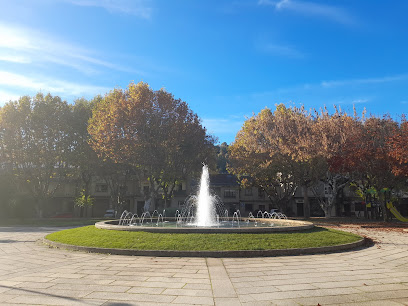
(228, 106, 327, 217)
(331, 115, 399, 221)
(68, 97, 101, 217)
(88, 82, 215, 210)
(267, 105, 328, 218)
(388, 117, 408, 178)
(228, 109, 296, 214)
(0, 170, 18, 218)
(95, 159, 136, 214)
(310, 107, 359, 217)
(0, 93, 72, 217)
(216, 142, 229, 173)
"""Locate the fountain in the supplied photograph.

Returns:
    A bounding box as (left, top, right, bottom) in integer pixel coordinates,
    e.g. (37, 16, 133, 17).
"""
(194, 165, 217, 226)
(96, 165, 313, 233)
(178, 164, 227, 227)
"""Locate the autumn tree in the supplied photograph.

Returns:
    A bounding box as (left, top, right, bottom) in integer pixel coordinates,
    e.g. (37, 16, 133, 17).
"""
(309, 107, 360, 217)
(363, 116, 400, 221)
(388, 117, 408, 178)
(331, 115, 399, 220)
(228, 109, 295, 213)
(274, 105, 330, 218)
(0, 93, 72, 217)
(88, 82, 215, 210)
(228, 106, 323, 216)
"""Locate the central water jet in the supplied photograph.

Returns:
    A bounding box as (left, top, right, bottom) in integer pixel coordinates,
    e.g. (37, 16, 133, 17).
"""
(194, 164, 217, 227)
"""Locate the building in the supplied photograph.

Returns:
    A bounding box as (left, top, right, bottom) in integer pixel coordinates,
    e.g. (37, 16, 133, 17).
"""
(43, 172, 408, 220)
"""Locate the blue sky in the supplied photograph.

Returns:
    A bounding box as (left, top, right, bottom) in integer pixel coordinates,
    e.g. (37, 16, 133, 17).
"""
(0, 0, 407, 144)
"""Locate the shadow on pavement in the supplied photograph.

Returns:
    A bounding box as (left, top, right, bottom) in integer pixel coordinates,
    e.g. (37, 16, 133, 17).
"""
(0, 284, 101, 305)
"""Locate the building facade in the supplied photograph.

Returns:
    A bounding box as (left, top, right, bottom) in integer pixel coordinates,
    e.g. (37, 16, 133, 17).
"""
(45, 173, 408, 220)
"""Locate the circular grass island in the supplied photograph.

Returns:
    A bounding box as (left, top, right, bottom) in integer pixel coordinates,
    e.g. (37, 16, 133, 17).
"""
(44, 225, 366, 257)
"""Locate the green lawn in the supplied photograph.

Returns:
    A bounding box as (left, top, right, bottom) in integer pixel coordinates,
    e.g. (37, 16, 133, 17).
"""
(46, 226, 362, 251)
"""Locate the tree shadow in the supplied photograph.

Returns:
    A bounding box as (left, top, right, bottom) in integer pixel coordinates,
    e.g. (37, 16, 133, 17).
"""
(0, 285, 135, 305)
(0, 226, 71, 233)
(0, 239, 20, 243)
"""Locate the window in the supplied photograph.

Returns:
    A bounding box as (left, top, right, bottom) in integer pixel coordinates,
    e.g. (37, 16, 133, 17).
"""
(245, 203, 253, 212)
(119, 185, 128, 195)
(244, 188, 253, 196)
(258, 188, 265, 198)
(224, 189, 236, 198)
(143, 186, 150, 195)
(96, 184, 108, 192)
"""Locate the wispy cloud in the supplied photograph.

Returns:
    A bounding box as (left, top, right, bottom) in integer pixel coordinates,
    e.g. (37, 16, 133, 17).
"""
(244, 74, 408, 99)
(0, 52, 31, 64)
(352, 98, 369, 104)
(221, 73, 407, 109)
(321, 74, 408, 88)
(0, 23, 144, 75)
(258, 0, 355, 26)
(261, 43, 304, 58)
(332, 97, 371, 105)
(61, 0, 153, 19)
(0, 89, 21, 104)
(0, 71, 110, 98)
(202, 116, 246, 139)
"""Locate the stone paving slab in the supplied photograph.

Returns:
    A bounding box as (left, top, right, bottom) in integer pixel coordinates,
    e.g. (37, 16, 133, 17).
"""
(0, 226, 407, 305)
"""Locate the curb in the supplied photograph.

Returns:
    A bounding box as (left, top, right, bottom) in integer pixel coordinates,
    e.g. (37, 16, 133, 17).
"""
(43, 237, 367, 258)
(95, 219, 315, 233)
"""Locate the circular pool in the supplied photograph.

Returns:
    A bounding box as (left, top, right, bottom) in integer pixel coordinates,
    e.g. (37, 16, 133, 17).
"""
(95, 218, 314, 233)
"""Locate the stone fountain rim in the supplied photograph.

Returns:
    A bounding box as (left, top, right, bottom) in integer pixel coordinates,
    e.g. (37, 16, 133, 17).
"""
(94, 218, 314, 233)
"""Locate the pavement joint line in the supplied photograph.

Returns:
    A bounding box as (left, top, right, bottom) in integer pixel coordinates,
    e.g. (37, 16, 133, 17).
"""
(205, 257, 217, 306)
(207, 257, 240, 302)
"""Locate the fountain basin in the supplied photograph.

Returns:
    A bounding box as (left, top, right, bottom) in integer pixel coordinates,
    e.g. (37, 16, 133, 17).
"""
(95, 218, 313, 233)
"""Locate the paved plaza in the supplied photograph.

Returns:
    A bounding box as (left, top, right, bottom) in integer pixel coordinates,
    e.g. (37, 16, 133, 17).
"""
(0, 225, 407, 306)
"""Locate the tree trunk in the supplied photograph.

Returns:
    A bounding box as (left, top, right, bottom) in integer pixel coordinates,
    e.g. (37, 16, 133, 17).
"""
(335, 190, 343, 217)
(35, 197, 44, 218)
(302, 185, 310, 219)
(324, 197, 334, 218)
(382, 192, 390, 222)
(326, 208, 331, 218)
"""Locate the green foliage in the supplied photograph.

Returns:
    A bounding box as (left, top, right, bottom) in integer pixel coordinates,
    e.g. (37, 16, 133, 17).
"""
(74, 189, 94, 208)
(216, 142, 229, 173)
(350, 182, 365, 200)
(0, 93, 73, 217)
